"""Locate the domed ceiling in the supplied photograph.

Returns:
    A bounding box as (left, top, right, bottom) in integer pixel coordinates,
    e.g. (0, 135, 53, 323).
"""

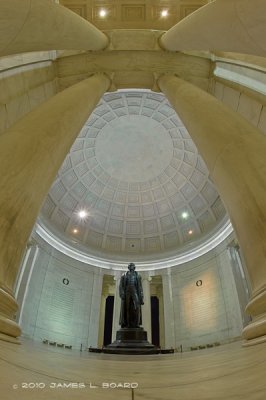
(40, 90, 227, 261)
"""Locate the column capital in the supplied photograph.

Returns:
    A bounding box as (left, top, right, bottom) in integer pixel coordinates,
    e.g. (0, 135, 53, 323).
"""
(94, 72, 114, 92)
(142, 274, 152, 282)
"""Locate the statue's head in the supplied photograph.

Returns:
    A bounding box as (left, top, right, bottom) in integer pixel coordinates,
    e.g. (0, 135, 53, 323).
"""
(128, 262, 135, 271)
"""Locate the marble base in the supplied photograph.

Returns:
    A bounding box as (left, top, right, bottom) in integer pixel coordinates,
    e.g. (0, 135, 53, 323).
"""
(242, 334, 266, 347)
(103, 327, 159, 354)
(0, 332, 20, 344)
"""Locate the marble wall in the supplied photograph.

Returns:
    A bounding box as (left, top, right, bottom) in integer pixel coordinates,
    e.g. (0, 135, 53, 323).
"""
(16, 234, 103, 349)
(161, 239, 244, 350)
(16, 232, 246, 351)
(209, 62, 266, 135)
(0, 51, 58, 135)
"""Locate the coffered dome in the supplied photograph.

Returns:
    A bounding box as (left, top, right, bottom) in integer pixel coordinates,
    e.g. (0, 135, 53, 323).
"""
(40, 90, 227, 261)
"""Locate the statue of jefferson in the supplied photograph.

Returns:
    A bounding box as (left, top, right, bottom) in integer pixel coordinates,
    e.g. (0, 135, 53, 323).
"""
(119, 263, 144, 328)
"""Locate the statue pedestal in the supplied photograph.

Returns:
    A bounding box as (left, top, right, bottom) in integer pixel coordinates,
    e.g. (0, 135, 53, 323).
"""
(103, 327, 159, 354)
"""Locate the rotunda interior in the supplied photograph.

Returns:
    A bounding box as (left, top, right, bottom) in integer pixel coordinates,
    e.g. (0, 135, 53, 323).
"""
(0, 1, 266, 399)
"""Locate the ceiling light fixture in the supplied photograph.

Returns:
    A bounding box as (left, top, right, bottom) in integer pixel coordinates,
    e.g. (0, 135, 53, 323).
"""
(99, 9, 107, 18)
(161, 10, 168, 17)
(78, 210, 88, 219)
(182, 211, 189, 219)
(188, 230, 193, 235)
(73, 229, 78, 234)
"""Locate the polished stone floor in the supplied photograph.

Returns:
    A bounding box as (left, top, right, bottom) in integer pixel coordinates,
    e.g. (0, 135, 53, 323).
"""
(0, 338, 265, 399)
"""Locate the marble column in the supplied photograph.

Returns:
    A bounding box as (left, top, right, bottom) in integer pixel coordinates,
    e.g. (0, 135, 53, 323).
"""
(88, 272, 104, 348)
(142, 275, 152, 342)
(227, 243, 251, 328)
(0, 73, 110, 343)
(16, 243, 39, 326)
(162, 270, 175, 348)
(158, 74, 266, 346)
(159, 0, 266, 57)
(14, 243, 33, 300)
(98, 292, 108, 348)
(0, 0, 109, 57)
(158, 292, 165, 349)
(112, 272, 122, 342)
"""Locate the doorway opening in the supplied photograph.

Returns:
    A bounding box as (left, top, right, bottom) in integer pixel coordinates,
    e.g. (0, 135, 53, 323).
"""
(103, 295, 114, 346)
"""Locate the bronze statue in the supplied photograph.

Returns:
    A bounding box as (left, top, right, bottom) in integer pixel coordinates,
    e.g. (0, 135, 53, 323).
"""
(119, 263, 144, 328)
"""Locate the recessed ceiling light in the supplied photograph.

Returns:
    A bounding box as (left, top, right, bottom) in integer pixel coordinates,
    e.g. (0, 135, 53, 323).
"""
(182, 211, 189, 219)
(188, 230, 193, 235)
(161, 9, 168, 17)
(78, 210, 88, 219)
(99, 9, 107, 18)
(73, 229, 78, 234)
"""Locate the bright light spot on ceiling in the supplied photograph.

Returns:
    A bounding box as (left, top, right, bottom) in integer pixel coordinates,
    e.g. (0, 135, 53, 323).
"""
(78, 210, 89, 219)
(161, 10, 168, 17)
(188, 230, 193, 235)
(99, 9, 107, 18)
(182, 211, 189, 219)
